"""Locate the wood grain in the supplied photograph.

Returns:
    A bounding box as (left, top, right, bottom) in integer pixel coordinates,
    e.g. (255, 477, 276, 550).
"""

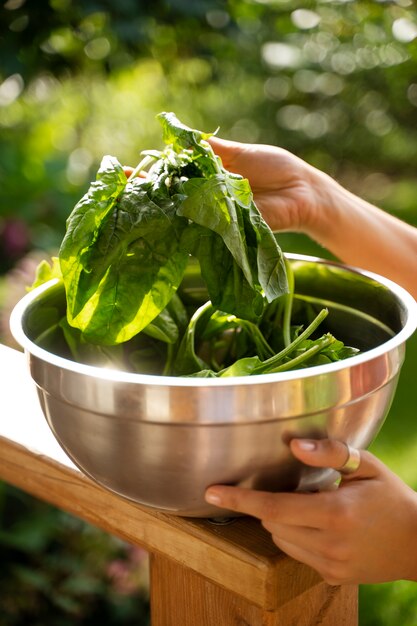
(150, 554, 357, 626)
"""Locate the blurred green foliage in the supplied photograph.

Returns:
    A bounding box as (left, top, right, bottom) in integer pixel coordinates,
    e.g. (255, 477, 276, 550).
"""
(0, 1, 417, 624)
(0, 484, 150, 625)
(1, 0, 417, 259)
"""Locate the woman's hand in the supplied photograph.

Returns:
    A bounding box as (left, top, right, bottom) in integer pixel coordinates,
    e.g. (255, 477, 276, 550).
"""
(209, 136, 332, 235)
(209, 136, 417, 299)
(205, 439, 417, 585)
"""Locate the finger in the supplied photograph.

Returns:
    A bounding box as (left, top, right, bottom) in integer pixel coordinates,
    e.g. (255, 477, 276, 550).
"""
(205, 485, 275, 519)
(205, 486, 333, 528)
(261, 521, 328, 557)
(207, 136, 247, 170)
(290, 438, 383, 481)
(123, 166, 134, 178)
(263, 520, 351, 567)
(122, 166, 147, 179)
(270, 538, 350, 585)
(208, 135, 243, 152)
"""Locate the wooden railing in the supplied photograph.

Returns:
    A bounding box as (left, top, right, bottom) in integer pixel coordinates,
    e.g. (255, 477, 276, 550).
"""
(0, 344, 357, 625)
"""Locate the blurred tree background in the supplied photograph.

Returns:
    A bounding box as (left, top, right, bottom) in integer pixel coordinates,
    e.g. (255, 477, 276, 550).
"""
(0, 0, 417, 623)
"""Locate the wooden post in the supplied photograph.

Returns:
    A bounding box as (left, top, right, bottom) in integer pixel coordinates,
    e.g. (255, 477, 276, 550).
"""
(0, 345, 358, 625)
(150, 554, 356, 626)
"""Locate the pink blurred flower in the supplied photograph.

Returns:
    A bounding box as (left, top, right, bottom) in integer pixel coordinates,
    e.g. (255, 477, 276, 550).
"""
(106, 546, 149, 596)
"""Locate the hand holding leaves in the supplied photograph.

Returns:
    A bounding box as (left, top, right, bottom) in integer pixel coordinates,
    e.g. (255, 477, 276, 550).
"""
(59, 112, 289, 344)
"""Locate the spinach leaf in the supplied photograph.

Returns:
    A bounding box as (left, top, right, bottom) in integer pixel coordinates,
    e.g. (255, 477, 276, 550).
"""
(60, 173, 190, 344)
(180, 223, 264, 321)
(179, 177, 253, 286)
(30, 257, 62, 290)
(157, 111, 218, 178)
(185, 369, 219, 378)
(219, 356, 261, 377)
(59, 156, 128, 319)
(59, 315, 127, 369)
(226, 176, 288, 302)
(142, 307, 180, 344)
(171, 301, 212, 376)
(158, 112, 288, 309)
(202, 310, 274, 363)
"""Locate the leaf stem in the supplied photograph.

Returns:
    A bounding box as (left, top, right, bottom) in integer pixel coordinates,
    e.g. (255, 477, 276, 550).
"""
(253, 307, 329, 374)
(282, 256, 294, 348)
(262, 334, 335, 374)
(202, 140, 223, 176)
(127, 154, 156, 181)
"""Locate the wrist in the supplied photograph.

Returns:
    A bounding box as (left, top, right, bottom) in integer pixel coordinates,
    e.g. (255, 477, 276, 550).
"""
(301, 167, 346, 243)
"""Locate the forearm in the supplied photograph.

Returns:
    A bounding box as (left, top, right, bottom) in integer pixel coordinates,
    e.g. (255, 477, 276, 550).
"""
(310, 173, 417, 300)
(400, 489, 417, 582)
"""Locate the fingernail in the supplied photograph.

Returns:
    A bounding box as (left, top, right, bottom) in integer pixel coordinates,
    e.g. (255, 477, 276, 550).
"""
(295, 439, 317, 451)
(205, 489, 222, 505)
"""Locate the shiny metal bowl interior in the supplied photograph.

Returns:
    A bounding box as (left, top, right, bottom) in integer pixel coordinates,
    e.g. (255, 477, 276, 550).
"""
(10, 254, 417, 517)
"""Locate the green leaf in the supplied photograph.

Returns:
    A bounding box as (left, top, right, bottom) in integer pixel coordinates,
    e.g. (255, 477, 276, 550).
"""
(180, 223, 264, 321)
(219, 356, 262, 377)
(171, 301, 212, 375)
(61, 176, 189, 344)
(229, 177, 288, 302)
(59, 316, 128, 368)
(179, 176, 253, 285)
(185, 369, 219, 378)
(179, 172, 288, 308)
(29, 257, 62, 290)
(165, 292, 189, 333)
(157, 111, 221, 178)
(59, 155, 128, 320)
(157, 111, 213, 151)
(202, 310, 274, 361)
(123, 331, 168, 375)
(142, 307, 180, 344)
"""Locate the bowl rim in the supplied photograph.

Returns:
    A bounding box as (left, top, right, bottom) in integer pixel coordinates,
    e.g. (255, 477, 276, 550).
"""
(10, 253, 417, 388)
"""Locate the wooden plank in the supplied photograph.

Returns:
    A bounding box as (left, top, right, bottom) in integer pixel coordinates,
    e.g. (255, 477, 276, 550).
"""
(0, 344, 358, 618)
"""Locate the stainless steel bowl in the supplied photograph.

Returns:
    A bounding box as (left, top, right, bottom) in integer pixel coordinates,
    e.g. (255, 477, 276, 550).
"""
(10, 254, 417, 517)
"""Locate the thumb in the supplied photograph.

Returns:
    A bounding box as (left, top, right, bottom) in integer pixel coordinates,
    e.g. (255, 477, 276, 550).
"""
(290, 438, 383, 481)
(208, 135, 241, 151)
(208, 136, 245, 169)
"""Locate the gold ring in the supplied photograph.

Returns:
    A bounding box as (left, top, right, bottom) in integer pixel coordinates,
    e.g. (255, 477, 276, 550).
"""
(337, 444, 361, 475)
